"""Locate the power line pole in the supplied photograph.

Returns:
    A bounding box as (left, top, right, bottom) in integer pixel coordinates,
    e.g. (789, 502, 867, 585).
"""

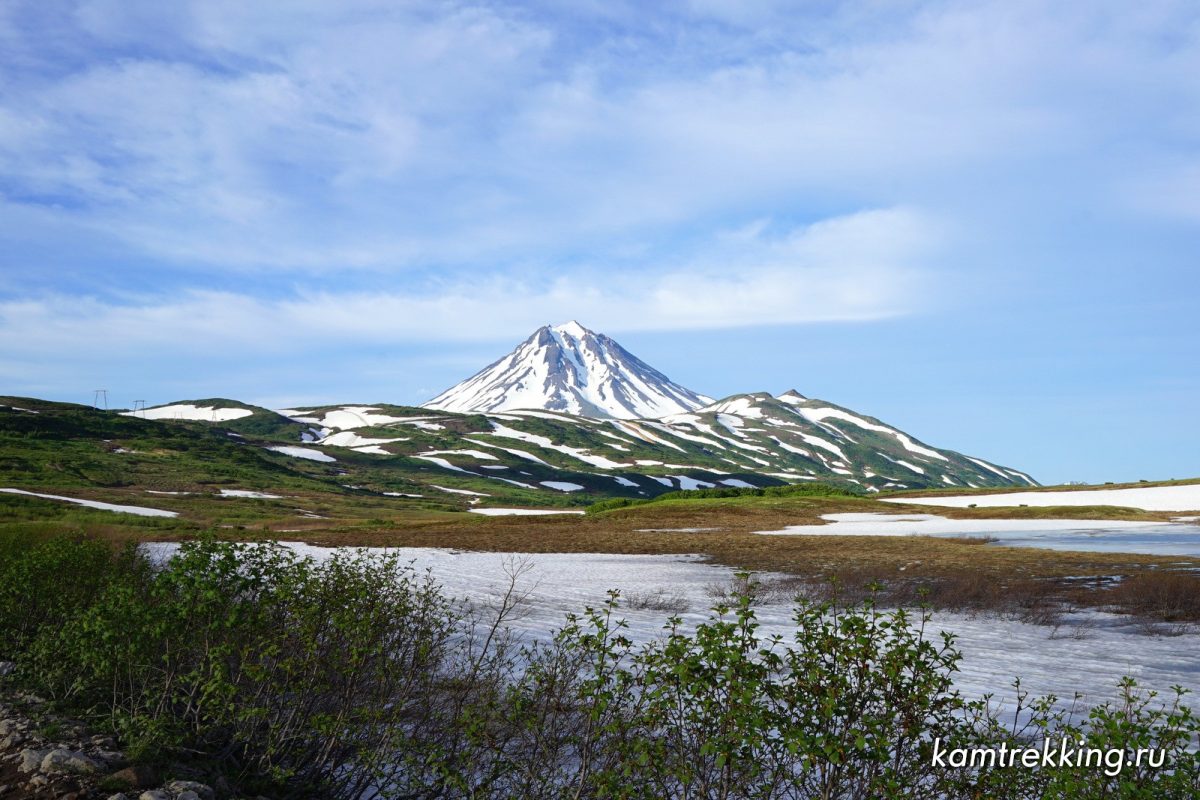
(133, 400, 146, 418)
(93, 389, 108, 410)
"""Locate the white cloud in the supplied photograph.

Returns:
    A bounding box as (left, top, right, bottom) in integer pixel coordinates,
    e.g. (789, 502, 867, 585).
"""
(0, 207, 938, 375)
(2, 0, 1197, 273)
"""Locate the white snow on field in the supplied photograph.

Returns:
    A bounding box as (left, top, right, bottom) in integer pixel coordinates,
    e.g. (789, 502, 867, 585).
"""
(1, 405, 38, 413)
(756, 512, 1161, 537)
(671, 475, 715, 490)
(596, 428, 637, 445)
(484, 423, 630, 469)
(320, 431, 408, 449)
(218, 489, 283, 499)
(139, 544, 1200, 708)
(701, 397, 766, 418)
(267, 446, 336, 463)
(879, 452, 925, 475)
(642, 421, 728, 449)
(415, 456, 474, 474)
(305, 407, 412, 430)
(124, 404, 253, 422)
(612, 476, 640, 488)
(353, 445, 393, 455)
(885, 484, 1200, 512)
(609, 420, 687, 452)
(541, 481, 585, 492)
(432, 485, 490, 496)
(720, 479, 757, 488)
(772, 439, 812, 458)
(507, 409, 597, 423)
(1, 488, 177, 517)
(420, 449, 499, 461)
(464, 438, 553, 466)
(793, 406, 948, 462)
(468, 508, 586, 516)
(398, 419, 446, 431)
(797, 433, 845, 460)
(965, 456, 1012, 480)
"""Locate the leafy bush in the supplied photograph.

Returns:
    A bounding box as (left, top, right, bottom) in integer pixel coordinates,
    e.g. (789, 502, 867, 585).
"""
(2, 536, 1198, 798)
(584, 496, 650, 514)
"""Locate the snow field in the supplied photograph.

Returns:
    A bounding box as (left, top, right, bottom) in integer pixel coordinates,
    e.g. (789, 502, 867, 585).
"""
(137, 544, 1200, 710)
(887, 484, 1200, 512)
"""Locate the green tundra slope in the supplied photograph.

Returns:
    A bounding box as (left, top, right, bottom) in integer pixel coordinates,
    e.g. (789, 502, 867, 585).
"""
(1, 391, 1031, 517)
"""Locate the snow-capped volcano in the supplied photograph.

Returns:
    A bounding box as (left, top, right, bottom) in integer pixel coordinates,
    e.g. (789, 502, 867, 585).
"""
(424, 321, 712, 419)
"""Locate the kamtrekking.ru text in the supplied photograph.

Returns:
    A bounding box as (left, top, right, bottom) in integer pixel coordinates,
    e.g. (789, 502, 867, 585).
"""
(931, 737, 1168, 777)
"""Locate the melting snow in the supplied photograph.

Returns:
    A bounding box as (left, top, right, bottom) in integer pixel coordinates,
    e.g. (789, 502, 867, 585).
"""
(484, 423, 630, 469)
(431, 485, 491, 496)
(321, 431, 408, 448)
(1, 405, 38, 413)
(540, 481, 585, 492)
(878, 452, 926, 475)
(308, 407, 413, 430)
(353, 445, 393, 455)
(124, 404, 253, 422)
(139, 544, 1200, 709)
(219, 489, 284, 499)
(469, 508, 586, 516)
(887, 484, 1200, 512)
(794, 406, 948, 462)
(670, 475, 716, 490)
(267, 446, 336, 463)
(415, 456, 473, 474)
(756, 512, 1161, 537)
(0, 488, 178, 517)
(420, 449, 499, 461)
(965, 456, 1012, 480)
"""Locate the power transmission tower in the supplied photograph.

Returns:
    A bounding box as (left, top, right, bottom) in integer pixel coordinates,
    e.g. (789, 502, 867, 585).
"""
(133, 400, 147, 418)
(93, 389, 108, 409)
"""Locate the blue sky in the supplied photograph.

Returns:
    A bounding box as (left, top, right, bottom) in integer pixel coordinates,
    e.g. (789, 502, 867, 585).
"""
(1, 0, 1198, 484)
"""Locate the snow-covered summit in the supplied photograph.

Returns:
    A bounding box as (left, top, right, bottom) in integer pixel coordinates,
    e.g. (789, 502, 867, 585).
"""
(423, 321, 712, 419)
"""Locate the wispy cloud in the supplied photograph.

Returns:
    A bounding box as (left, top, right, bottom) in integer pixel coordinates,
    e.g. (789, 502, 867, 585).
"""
(0, 208, 937, 380)
(2, 0, 1196, 275)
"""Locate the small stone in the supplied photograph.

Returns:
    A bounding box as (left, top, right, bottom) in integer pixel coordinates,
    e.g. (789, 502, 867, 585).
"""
(107, 764, 159, 790)
(138, 791, 171, 800)
(41, 747, 105, 774)
(18, 748, 47, 773)
(0, 662, 15, 677)
(176, 792, 201, 800)
(94, 749, 129, 768)
(28, 774, 49, 787)
(0, 733, 25, 749)
(107, 794, 131, 800)
(164, 780, 214, 800)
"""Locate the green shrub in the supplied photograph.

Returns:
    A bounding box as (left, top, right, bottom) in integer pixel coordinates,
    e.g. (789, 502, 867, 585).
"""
(3, 537, 1198, 798)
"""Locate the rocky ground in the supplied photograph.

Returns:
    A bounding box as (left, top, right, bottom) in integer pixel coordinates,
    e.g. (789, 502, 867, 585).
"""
(0, 663, 247, 800)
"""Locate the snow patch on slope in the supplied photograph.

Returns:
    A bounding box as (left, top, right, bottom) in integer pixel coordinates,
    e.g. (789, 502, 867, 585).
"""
(125, 404, 253, 422)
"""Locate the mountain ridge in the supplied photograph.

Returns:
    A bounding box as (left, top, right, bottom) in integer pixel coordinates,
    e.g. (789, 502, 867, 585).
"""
(9, 322, 1036, 505)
